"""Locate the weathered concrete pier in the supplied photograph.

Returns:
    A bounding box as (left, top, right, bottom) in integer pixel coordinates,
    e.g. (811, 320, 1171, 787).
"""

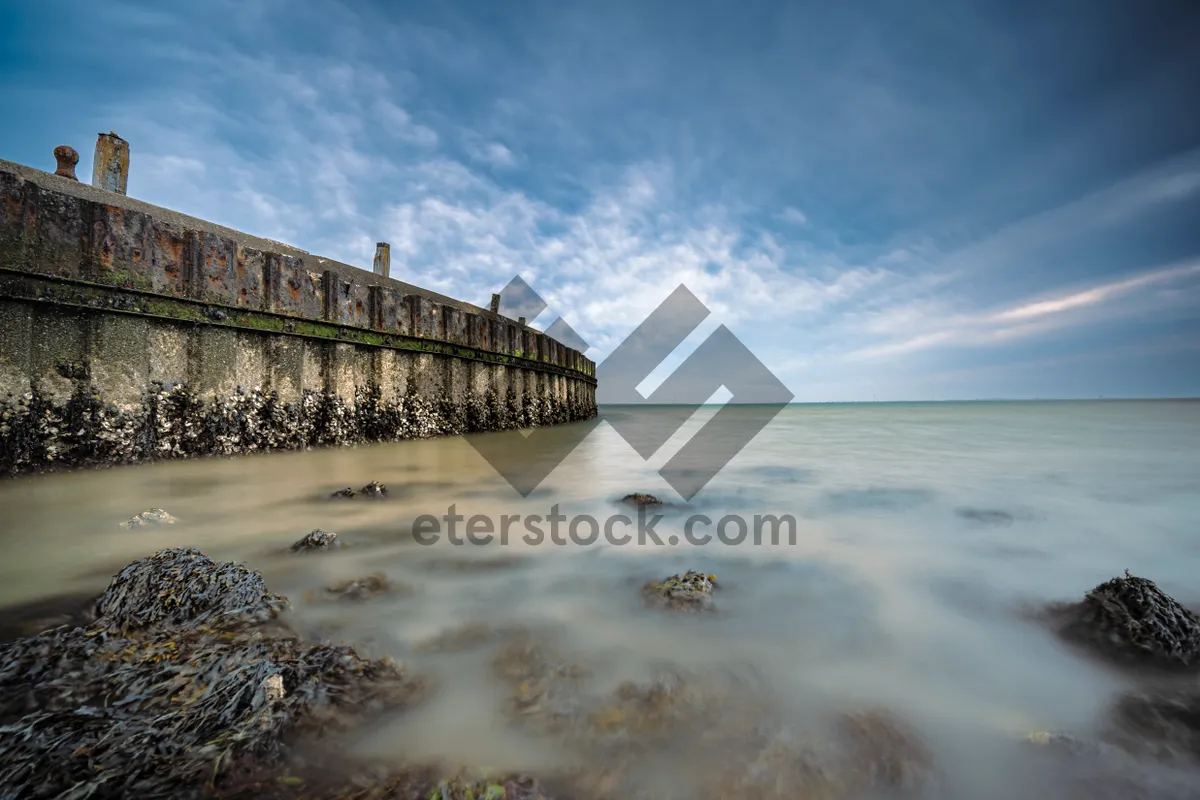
(0, 138, 596, 476)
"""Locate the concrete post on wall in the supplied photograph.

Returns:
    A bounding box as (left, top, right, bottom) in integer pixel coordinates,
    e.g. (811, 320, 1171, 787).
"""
(373, 242, 391, 279)
(489, 293, 501, 314)
(92, 132, 129, 195)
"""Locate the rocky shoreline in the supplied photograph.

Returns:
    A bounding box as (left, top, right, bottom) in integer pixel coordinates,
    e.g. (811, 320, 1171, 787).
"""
(3, 511, 1200, 798)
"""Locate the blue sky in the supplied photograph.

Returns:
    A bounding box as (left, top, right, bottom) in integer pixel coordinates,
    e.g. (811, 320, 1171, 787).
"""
(2, 0, 1199, 401)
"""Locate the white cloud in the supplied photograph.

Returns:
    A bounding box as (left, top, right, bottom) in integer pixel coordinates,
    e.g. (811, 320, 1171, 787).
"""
(776, 206, 808, 226)
(847, 259, 1200, 360)
(464, 139, 516, 168)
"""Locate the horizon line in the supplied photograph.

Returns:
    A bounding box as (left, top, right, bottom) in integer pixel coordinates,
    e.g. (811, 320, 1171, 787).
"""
(597, 396, 1200, 407)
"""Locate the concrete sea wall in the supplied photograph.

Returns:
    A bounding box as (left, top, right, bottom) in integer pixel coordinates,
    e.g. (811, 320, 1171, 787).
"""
(0, 155, 596, 477)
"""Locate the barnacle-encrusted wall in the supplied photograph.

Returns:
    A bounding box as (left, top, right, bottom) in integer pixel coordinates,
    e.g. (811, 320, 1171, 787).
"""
(0, 158, 597, 477)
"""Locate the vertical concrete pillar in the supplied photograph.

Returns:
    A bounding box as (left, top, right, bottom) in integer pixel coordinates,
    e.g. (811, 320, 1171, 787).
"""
(489, 293, 501, 313)
(92, 132, 129, 195)
(373, 242, 390, 279)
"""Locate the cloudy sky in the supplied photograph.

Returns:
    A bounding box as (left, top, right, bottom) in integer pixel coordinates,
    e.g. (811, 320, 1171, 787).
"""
(3, 0, 1199, 401)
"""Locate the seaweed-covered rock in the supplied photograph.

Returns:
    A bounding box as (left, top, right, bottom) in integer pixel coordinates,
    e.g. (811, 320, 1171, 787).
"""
(305, 573, 405, 604)
(620, 493, 663, 508)
(0, 550, 431, 800)
(641, 570, 718, 612)
(119, 507, 178, 528)
(330, 487, 356, 499)
(1046, 571, 1200, 670)
(94, 547, 290, 629)
(359, 481, 388, 498)
(291, 530, 341, 553)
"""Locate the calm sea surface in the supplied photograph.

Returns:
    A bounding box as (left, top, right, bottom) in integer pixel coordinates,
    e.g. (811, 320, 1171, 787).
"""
(3, 400, 1199, 797)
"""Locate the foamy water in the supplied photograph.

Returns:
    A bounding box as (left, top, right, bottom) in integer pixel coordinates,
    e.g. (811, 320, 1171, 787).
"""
(3, 400, 1199, 797)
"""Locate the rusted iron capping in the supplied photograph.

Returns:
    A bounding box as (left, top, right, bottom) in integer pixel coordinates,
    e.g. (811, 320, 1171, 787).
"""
(0, 267, 597, 382)
(53, 146, 79, 181)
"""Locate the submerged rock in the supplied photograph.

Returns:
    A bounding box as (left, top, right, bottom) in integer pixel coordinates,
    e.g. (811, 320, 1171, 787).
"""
(835, 708, 935, 791)
(359, 480, 388, 498)
(641, 570, 718, 612)
(586, 671, 702, 747)
(306, 572, 404, 604)
(119, 507, 178, 529)
(705, 709, 935, 800)
(291, 529, 341, 553)
(492, 636, 592, 736)
(328, 481, 388, 500)
(955, 507, 1015, 526)
(423, 775, 552, 800)
(416, 622, 504, 653)
(1021, 724, 1200, 800)
(0, 549, 431, 800)
(620, 493, 663, 508)
(707, 734, 846, 799)
(1045, 570, 1200, 670)
(1105, 686, 1200, 764)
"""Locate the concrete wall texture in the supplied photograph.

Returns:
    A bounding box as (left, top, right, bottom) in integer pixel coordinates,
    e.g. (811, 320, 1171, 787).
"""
(0, 156, 597, 477)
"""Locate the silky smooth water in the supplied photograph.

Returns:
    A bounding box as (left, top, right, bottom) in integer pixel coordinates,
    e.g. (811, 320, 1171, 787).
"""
(3, 400, 1199, 797)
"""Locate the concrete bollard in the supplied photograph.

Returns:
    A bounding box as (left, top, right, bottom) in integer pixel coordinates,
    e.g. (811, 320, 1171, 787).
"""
(92, 132, 129, 194)
(373, 242, 391, 279)
(53, 146, 79, 180)
(489, 293, 501, 313)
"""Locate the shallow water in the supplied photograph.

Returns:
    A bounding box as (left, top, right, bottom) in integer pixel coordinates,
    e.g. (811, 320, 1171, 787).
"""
(3, 400, 1200, 797)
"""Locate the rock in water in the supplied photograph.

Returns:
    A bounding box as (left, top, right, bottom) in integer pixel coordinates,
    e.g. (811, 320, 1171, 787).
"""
(290, 529, 340, 553)
(308, 572, 402, 603)
(359, 480, 388, 498)
(94, 547, 289, 629)
(642, 570, 718, 612)
(1047, 570, 1200, 669)
(119, 508, 178, 528)
(621, 493, 663, 508)
(328, 482, 387, 500)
